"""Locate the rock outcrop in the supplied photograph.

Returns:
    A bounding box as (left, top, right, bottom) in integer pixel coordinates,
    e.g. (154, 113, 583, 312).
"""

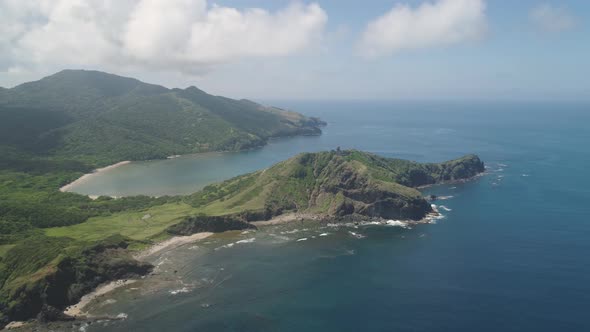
(0, 235, 152, 325)
(186, 150, 485, 222)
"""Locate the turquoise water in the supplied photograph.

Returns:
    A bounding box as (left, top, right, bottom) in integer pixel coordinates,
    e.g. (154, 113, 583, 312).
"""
(78, 101, 590, 331)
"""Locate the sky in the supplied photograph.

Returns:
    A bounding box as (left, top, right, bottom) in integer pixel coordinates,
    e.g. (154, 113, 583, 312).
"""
(1, 0, 589, 101)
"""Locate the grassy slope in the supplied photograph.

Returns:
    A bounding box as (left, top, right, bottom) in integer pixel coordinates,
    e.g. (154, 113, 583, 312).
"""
(45, 202, 200, 242)
(0, 70, 326, 326)
(0, 69, 325, 242)
(42, 151, 484, 245)
(0, 150, 483, 326)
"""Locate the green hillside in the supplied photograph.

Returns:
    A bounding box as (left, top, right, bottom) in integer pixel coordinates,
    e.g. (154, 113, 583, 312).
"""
(186, 150, 485, 221)
(0, 69, 325, 164)
(0, 150, 484, 326)
(0, 70, 325, 246)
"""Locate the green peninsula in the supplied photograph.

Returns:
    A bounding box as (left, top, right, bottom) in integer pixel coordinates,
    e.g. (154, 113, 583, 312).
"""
(0, 70, 484, 328)
(0, 150, 484, 326)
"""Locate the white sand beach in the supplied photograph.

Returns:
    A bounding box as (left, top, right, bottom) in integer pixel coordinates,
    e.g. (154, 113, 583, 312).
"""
(133, 232, 214, 260)
(59, 161, 131, 193)
(62, 232, 213, 317)
(64, 279, 137, 317)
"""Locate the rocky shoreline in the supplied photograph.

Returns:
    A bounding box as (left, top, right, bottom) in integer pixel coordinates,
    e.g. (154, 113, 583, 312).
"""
(0, 152, 485, 329)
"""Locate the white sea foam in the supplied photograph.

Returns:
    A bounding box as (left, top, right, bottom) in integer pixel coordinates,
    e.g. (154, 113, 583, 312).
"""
(327, 219, 411, 229)
(423, 211, 445, 224)
(296, 238, 308, 242)
(522, 174, 530, 177)
(270, 234, 290, 241)
(437, 195, 454, 200)
(170, 287, 190, 295)
(116, 313, 128, 319)
(281, 229, 301, 234)
(439, 205, 452, 212)
(215, 243, 234, 250)
(348, 231, 366, 239)
(215, 237, 256, 250)
(431, 204, 438, 210)
(385, 220, 409, 228)
(498, 163, 508, 167)
(319, 233, 329, 237)
(235, 238, 256, 244)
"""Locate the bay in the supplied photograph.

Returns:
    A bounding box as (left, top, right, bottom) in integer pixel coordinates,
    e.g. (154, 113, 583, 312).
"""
(65, 100, 590, 332)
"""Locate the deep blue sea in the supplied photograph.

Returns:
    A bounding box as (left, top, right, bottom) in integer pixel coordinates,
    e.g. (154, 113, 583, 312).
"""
(76, 101, 590, 332)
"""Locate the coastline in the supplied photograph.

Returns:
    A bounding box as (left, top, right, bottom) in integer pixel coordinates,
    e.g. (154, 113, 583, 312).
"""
(57, 205, 449, 321)
(133, 232, 214, 261)
(64, 279, 137, 317)
(416, 171, 487, 189)
(61, 232, 214, 318)
(59, 161, 131, 193)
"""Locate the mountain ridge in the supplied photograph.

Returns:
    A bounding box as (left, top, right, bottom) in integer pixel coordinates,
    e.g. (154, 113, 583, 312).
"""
(0, 69, 325, 165)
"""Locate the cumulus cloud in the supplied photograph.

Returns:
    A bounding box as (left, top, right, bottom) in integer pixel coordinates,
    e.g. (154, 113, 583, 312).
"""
(530, 4, 576, 33)
(358, 0, 487, 58)
(0, 0, 327, 74)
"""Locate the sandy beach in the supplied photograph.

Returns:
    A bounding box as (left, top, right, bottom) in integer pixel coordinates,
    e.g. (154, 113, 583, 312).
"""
(64, 279, 137, 317)
(133, 232, 214, 260)
(59, 161, 131, 193)
(60, 232, 213, 318)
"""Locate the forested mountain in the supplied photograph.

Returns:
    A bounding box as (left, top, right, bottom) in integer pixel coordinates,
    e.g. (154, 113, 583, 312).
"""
(0, 69, 325, 261)
(0, 70, 325, 164)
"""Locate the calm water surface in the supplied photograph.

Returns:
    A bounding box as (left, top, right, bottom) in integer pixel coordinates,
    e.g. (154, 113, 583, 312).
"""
(68, 101, 590, 332)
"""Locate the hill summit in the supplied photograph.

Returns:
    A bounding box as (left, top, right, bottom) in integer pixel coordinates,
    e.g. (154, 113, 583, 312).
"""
(0, 70, 325, 165)
(185, 150, 485, 223)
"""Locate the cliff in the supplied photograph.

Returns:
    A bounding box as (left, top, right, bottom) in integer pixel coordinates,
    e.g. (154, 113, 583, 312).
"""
(0, 150, 484, 327)
(0, 235, 152, 327)
(186, 150, 485, 222)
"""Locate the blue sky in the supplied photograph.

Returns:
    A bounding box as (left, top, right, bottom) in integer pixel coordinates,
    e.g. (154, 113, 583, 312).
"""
(1, 0, 589, 100)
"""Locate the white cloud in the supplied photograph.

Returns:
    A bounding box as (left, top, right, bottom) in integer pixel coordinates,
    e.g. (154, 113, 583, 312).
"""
(530, 3, 576, 33)
(358, 0, 487, 58)
(0, 0, 327, 74)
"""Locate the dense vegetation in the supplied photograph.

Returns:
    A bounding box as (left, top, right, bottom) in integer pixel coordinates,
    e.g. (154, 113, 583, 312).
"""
(185, 150, 485, 221)
(0, 148, 483, 326)
(0, 69, 325, 239)
(0, 70, 483, 328)
(0, 70, 326, 327)
(0, 69, 325, 165)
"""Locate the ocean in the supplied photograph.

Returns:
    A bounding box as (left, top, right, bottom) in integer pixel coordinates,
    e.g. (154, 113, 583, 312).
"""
(69, 101, 590, 331)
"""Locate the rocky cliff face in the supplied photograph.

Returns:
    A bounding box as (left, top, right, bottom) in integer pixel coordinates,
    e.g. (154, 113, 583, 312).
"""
(0, 151, 484, 329)
(187, 150, 485, 222)
(0, 235, 152, 326)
